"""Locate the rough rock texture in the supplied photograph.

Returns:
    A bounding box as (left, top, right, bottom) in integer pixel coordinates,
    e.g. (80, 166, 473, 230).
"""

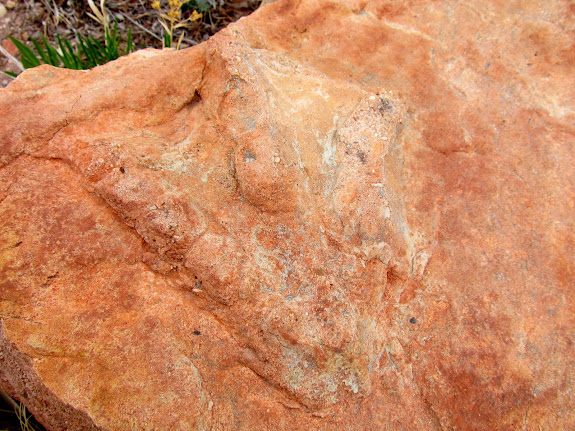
(0, 0, 574, 430)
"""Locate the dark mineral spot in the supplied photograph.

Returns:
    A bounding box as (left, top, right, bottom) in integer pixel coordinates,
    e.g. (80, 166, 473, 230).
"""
(193, 330, 201, 335)
(379, 97, 394, 113)
(243, 149, 257, 162)
(409, 317, 417, 324)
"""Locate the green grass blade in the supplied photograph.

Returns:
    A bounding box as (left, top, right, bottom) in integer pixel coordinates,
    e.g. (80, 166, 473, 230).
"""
(105, 21, 120, 60)
(62, 37, 84, 69)
(87, 38, 106, 65)
(41, 37, 61, 66)
(56, 36, 75, 68)
(8, 36, 41, 69)
(126, 28, 134, 54)
(31, 38, 51, 65)
(8, 23, 136, 73)
(72, 39, 86, 69)
(77, 35, 96, 68)
(59, 37, 75, 68)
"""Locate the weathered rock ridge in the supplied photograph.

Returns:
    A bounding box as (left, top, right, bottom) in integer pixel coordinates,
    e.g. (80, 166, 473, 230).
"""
(1, 0, 574, 429)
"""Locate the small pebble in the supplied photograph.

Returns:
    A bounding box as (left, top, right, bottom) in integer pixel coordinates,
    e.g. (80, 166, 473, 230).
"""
(0, 3, 7, 18)
(5, 0, 15, 9)
(1, 38, 18, 56)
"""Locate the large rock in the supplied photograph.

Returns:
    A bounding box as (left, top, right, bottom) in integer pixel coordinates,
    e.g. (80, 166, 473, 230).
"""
(0, 0, 573, 429)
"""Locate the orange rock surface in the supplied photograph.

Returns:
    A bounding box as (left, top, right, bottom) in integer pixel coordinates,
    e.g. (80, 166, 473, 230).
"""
(1, 0, 574, 429)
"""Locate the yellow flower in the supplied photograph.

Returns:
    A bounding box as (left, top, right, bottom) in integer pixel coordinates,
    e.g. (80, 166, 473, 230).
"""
(190, 10, 202, 21)
(167, 9, 180, 18)
(151, 0, 160, 9)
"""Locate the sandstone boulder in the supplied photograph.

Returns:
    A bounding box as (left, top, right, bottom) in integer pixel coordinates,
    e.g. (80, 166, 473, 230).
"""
(1, 0, 574, 430)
